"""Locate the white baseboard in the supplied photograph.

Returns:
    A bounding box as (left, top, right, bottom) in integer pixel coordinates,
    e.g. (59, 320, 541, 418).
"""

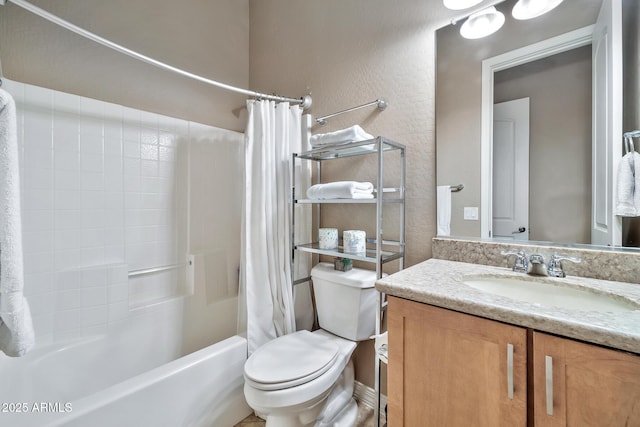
(353, 381, 387, 425)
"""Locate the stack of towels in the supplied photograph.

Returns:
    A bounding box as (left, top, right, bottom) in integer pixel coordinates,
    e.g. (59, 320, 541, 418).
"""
(615, 150, 640, 216)
(307, 181, 374, 200)
(310, 125, 373, 148)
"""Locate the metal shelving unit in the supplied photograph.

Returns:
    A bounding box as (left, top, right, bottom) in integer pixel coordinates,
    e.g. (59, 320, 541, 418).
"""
(291, 136, 405, 427)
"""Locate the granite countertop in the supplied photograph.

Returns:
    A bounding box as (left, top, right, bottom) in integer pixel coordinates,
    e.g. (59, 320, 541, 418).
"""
(376, 258, 640, 354)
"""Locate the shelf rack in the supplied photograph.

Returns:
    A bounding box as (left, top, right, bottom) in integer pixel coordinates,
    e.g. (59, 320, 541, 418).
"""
(291, 136, 405, 427)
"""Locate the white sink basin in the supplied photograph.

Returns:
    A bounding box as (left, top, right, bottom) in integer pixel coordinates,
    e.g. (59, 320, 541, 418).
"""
(463, 276, 640, 313)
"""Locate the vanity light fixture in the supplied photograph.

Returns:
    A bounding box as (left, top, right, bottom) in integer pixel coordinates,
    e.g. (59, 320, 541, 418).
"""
(512, 0, 564, 20)
(443, 0, 483, 10)
(460, 6, 505, 39)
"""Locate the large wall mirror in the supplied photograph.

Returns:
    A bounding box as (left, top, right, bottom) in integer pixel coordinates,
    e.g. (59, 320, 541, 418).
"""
(436, 0, 640, 250)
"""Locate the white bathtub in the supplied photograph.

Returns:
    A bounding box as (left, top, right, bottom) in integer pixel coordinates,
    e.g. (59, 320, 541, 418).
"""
(0, 335, 252, 427)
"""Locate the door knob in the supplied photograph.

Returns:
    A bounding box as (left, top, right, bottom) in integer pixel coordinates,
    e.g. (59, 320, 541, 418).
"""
(512, 227, 526, 234)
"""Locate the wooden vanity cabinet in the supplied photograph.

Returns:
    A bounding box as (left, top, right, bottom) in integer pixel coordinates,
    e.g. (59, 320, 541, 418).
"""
(388, 296, 640, 427)
(533, 332, 640, 427)
(387, 296, 528, 427)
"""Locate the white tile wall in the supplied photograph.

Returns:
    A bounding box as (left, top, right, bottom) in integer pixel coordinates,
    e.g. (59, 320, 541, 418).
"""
(3, 79, 242, 349)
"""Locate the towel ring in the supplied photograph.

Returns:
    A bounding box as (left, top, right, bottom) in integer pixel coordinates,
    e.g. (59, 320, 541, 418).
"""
(624, 130, 640, 154)
(625, 136, 635, 154)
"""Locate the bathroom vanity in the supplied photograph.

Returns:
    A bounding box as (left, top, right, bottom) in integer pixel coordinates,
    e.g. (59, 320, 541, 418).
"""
(377, 257, 640, 426)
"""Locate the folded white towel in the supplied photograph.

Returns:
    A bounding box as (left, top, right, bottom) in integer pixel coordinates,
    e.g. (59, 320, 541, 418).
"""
(0, 88, 34, 357)
(307, 181, 374, 199)
(615, 152, 640, 217)
(310, 125, 374, 148)
(437, 185, 452, 236)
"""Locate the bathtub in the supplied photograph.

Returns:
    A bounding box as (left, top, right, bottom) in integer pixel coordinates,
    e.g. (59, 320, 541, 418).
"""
(0, 335, 252, 427)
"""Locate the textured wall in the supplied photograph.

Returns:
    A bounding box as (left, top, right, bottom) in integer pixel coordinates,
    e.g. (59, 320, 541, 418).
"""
(0, 0, 249, 131)
(248, 0, 476, 267)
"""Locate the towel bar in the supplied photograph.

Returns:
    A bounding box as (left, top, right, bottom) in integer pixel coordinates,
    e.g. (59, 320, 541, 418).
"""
(315, 99, 387, 125)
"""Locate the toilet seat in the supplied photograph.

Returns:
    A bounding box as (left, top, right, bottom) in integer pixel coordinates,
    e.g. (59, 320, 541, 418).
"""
(244, 330, 340, 391)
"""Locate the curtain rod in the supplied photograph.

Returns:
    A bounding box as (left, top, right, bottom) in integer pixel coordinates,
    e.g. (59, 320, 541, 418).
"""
(316, 99, 387, 125)
(1, 0, 312, 109)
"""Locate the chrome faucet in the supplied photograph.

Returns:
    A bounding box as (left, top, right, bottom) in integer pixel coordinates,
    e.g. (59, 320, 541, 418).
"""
(528, 254, 548, 276)
(501, 250, 529, 273)
(502, 250, 581, 277)
(547, 252, 581, 278)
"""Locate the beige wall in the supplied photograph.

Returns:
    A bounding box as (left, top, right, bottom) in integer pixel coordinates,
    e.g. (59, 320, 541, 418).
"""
(493, 46, 592, 244)
(0, 0, 249, 131)
(436, 0, 601, 238)
(249, 0, 473, 267)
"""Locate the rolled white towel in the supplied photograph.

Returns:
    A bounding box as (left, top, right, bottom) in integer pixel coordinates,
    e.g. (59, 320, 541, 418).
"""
(310, 125, 374, 148)
(307, 181, 374, 199)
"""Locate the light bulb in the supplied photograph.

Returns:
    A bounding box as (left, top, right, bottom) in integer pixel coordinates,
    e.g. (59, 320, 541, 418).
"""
(512, 0, 564, 20)
(460, 6, 505, 39)
(443, 0, 483, 11)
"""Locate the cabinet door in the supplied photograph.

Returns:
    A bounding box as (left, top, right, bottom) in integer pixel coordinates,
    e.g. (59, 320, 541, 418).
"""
(388, 297, 527, 427)
(533, 332, 640, 427)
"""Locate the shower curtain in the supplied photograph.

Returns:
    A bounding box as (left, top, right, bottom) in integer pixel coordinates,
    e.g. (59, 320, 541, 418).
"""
(240, 100, 312, 355)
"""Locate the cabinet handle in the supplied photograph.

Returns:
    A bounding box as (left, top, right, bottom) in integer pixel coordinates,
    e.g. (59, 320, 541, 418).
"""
(545, 355, 554, 416)
(507, 343, 514, 399)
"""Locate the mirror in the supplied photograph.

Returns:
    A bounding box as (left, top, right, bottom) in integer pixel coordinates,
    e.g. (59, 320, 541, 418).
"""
(436, 0, 640, 249)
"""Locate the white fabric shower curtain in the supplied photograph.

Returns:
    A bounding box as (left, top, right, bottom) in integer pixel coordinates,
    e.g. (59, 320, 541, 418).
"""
(239, 100, 312, 355)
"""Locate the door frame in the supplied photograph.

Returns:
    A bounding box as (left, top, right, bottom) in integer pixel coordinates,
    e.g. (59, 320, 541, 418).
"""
(480, 25, 595, 238)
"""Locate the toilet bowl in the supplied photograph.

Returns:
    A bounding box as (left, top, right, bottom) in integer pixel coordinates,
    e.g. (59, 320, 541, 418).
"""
(243, 263, 378, 427)
(244, 330, 357, 427)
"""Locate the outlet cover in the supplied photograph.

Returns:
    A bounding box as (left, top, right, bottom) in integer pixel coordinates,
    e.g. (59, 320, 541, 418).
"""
(464, 207, 479, 221)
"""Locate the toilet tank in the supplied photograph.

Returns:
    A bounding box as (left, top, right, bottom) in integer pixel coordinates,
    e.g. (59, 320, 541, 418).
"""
(310, 262, 381, 341)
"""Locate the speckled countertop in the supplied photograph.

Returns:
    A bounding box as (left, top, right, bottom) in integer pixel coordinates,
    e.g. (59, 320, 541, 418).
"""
(376, 259, 640, 354)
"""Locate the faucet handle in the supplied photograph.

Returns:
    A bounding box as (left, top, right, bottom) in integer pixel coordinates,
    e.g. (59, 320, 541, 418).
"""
(547, 253, 581, 278)
(501, 250, 529, 273)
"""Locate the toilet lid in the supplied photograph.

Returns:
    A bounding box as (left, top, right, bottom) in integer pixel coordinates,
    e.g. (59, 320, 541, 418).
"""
(244, 330, 340, 391)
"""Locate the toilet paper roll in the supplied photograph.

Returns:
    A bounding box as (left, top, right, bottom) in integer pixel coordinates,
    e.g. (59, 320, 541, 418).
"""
(343, 230, 366, 254)
(373, 332, 388, 364)
(318, 228, 339, 249)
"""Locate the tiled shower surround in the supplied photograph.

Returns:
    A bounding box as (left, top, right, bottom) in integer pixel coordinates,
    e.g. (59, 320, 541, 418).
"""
(3, 78, 243, 351)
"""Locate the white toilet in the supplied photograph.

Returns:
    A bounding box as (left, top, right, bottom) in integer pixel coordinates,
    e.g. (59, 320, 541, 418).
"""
(243, 262, 379, 427)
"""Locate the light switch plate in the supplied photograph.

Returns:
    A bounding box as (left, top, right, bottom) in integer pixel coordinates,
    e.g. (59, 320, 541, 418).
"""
(464, 207, 479, 220)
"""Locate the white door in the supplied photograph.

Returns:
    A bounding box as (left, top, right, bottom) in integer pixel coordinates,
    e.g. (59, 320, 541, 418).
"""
(592, 0, 622, 246)
(493, 98, 530, 240)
